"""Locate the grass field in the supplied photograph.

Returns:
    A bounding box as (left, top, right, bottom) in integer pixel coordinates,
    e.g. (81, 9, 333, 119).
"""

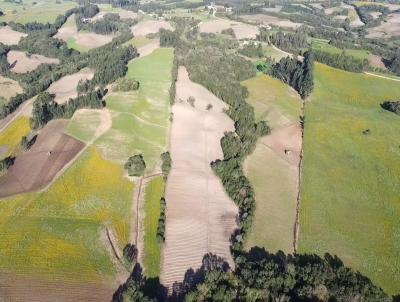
(243, 74, 301, 253)
(310, 38, 370, 60)
(66, 110, 103, 143)
(0, 0, 76, 24)
(242, 74, 301, 128)
(96, 48, 173, 172)
(143, 176, 165, 278)
(300, 63, 400, 295)
(0, 147, 133, 280)
(0, 117, 30, 159)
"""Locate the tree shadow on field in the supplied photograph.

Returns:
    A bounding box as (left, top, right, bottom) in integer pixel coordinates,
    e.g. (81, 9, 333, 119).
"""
(169, 253, 230, 302)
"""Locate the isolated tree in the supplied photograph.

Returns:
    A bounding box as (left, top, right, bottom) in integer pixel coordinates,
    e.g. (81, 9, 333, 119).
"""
(20, 136, 29, 151)
(123, 243, 137, 264)
(160, 151, 171, 179)
(124, 154, 146, 176)
(187, 96, 195, 107)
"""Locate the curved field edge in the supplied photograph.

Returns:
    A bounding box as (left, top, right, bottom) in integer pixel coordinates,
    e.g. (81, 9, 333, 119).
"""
(299, 63, 400, 294)
(0, 116, 30, 159)
(0, 147, 133, 280)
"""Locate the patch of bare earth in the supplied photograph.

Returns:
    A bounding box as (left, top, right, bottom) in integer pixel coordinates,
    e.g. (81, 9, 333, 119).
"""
(368, 54, 386, 69)
(0, 26, 27, 45)
(119, 11, 137, 19)
(161, 67, 238, 290)
(0, 272, 114, 302)
(367, 12, 400, 38)
(199, 18, 259, 39)
(137, 40, 160, 57)
(131, 20, 173, 36)
(47, 69, 94, 104)
(0, 75, 22, 101)
(240, 14, 302, 29)
(7, 50, 59, 73)
(55, 25, 114, 49)
(0, 120, 85, 198)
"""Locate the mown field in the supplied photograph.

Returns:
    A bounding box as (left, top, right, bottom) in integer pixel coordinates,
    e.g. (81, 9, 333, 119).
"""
(0, 116, 30, 159)
(96, 48, 173, 172)
(0, 147, 133, 280)
(143, 176, 164, 278)
(0, 0, 77, 24)
(300, 63, 400, 294)
(243, 74, 301, 253)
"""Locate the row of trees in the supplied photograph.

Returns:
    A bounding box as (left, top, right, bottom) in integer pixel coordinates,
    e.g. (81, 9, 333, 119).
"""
(312, 49, 369, 72)
(156, 197, 166, 243)
(269, 51, 314, 99)
(269, 30, 308, 53)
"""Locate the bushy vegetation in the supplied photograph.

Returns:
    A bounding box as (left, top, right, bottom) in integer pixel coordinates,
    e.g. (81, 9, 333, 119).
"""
(160, 151, 171, 179)
(269, 51, 314, 99)
(354, 4, 389, 28)
(124, 154, 146, 176)
(112, 78, 140, 91)
(381, 100, 400, 115)
(238, 42, 263, 58)
(0, 156, 14, 173)
(270, 30, 308, 53)
(387, 52, 400, 76)
(156, 197, 166, 243)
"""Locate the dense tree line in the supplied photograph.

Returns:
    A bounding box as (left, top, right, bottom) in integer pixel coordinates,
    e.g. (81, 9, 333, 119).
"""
(156, 197, 166, 243)
(387, 51, 400, 75)
(30, 89, 104, 129)
(312, 49, 369, 72)
(160, 151, 171, 179)
(381, 100, 400, 115)
(0, 43, 10, 73)
(270, 30, 308, 53)
(354, 4, 390, 28)
(269, 51, 314, 99)
(159, 28, 180, 47)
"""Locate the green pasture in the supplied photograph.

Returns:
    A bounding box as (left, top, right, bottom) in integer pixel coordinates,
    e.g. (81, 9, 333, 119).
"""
(0, 147, 134, 280)
(310, 38, 370, 60)
(299, 63, 400, 295)
(96, 48, 173, 172)
(143, 176, 164, 278)
(66, 109, 103, 143)
(0, 0, 77, 24)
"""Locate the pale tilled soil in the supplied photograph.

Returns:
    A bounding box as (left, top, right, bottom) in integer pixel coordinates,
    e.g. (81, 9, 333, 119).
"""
(0, 26, 27, 45)
(199, 18, 260, 39)
(240, 14, 302, 29)
(367, 12, 400, 38)
(161, 67, 238, 290)
(0, 75, 23, 101)
(55, 26, 114, 49)
(131, 20, 173, 36)
(7, 50, 59, 73)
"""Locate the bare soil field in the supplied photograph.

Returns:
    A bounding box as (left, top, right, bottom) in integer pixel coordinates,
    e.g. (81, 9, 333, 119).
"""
(7, 50, 59, 73)
(161, 67, 238, 289)
(341, 3, 364, 27)
(199, 18, 259, 39)
(0, 272, 114, 302)
(0, 75, 22, 101)
(131, 20, 173, 36)
(0, 26, 27, 45)
(240, 14, 302, 29)
(367, 12, 400, 38)
(368, 54, 386, 69)
(0, 120, 85, 198)
(47, 69, 94, 104)
(118, 10, 137, 19)
(55, 26, 114, 49)
(137, 40, 160, 57)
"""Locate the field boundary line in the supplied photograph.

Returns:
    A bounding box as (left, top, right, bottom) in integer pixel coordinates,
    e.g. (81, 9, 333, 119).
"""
(364, 72, 400, 82)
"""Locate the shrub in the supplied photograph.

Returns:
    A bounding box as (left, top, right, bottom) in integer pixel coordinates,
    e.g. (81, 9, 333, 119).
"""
(124, 154, 146, 177)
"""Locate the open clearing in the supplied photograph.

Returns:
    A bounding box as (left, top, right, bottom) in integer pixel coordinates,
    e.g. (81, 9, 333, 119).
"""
(243, 74, 301, 253)
(161, 67, 238, 289)
(0, 75, 23, 103)
(240, 14, 302, 29)
(131, 19, 173, 36)
(367, 12, 400, 38)
(47, 68, 94, 104)
(0, 146, 133, 300)
(0, 0, 77, 24)
(0, 120, 85, 198)
(199, 18, 259, 39)
(300, 63, 400, 295)
(7, 50, 59, 73)
(95, 48, 173, 172)
(0, 25, 27, 45)
(142, 176, 165, 278)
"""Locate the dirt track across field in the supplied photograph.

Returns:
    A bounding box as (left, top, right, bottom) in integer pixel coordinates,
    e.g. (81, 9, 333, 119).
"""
(161, 67, 238, 290)
(0, 120, 85, 198)
(7, 50, 59, 73)
(0, 26, 27, 45)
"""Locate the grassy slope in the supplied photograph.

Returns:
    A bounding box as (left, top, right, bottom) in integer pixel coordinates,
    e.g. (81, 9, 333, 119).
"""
(66, 110, 102, 143)
(143, 176, 164, 278)
(300, 63, 400, 294)
(310, 38, 370, 60)
(0, 116, 30, 159)
(0, 147, 133, 280)
(243, 74, 301, 253)
(96, 48, 173, 172)
(0, 0, 76, 24)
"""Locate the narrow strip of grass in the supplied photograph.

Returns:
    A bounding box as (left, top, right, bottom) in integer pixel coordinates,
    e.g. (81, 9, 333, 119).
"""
(143, 176, 165, 278)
